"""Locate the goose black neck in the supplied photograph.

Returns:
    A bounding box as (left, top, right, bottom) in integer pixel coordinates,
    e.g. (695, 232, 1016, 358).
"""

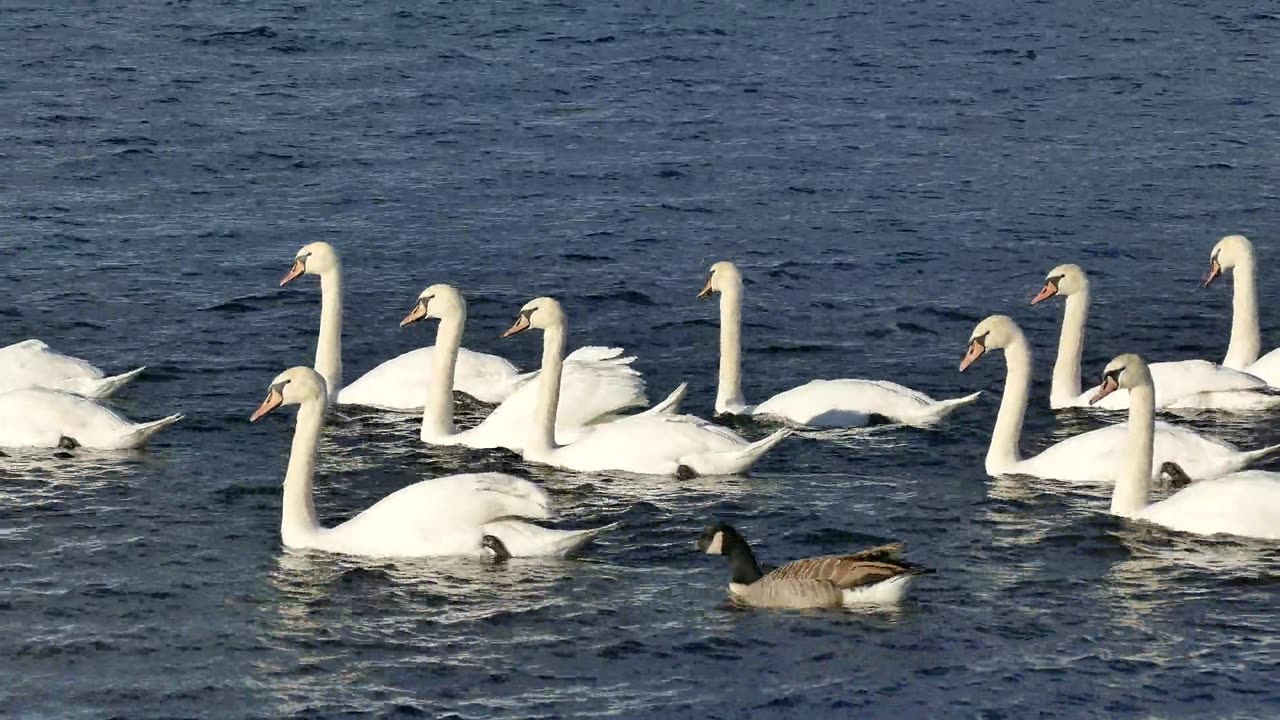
(725, 536, 763, 584)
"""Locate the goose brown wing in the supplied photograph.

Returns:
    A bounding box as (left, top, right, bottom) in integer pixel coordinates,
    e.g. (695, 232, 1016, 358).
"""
(765, 547, 913, 590)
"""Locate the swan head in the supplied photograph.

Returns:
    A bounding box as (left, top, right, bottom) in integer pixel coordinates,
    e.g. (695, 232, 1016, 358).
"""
(400, 284, 464, 327)
(502, 297, 564, 338)
(698, 261, 743, 300)
(959, 315, 1023, 371)
(696, 522, 744, 555)
(1030, 263, 1087, 305)
(1090, 353, 1150, 404)
(249, 367, 328, 421)
(280, 241, 340, 286)
(1205, 234, 1253, 287)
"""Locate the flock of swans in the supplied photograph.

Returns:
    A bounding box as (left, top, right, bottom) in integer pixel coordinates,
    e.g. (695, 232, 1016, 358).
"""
(4, 235, 1280, 609)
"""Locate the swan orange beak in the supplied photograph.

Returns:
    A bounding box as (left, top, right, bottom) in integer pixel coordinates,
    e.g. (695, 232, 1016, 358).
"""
(697, 275, 714, 300)
(280, 259, 306, 287)
(250, 388, 284, 422)
(400, 299, 428, 327)
(1090, 376, 1119, 405)
(959, 338, 986, 372)
(502, 314, 531, 338)
(1204, 259, 1222, 288)
(1030, 281, 1057, 305)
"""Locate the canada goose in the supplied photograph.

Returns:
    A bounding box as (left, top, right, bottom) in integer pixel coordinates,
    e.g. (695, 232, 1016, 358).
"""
(696, 523, 930, 609)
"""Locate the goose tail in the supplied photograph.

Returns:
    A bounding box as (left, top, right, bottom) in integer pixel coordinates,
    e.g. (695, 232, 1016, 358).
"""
(841, 574, 915, 606)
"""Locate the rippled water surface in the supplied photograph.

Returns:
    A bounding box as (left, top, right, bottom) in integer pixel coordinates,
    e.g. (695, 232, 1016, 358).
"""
(3, 1, 1280, 717)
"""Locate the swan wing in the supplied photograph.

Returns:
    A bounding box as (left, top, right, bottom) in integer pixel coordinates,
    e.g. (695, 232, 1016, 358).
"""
(755, 379, 957, 427)
(0, 388, 178, 449)
(337, 347, 520, 409)
(1137, 472, 1280, 540)
(334, 473, 551, 542)
(545, 414, 749, 474)
(1245, 348, 1280, 387)
(0, 339, 106, 394)
(1018, 421, 1252, 483)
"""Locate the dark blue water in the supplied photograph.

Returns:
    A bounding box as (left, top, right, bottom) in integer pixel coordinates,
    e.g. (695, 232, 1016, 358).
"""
(3, 1, 1280, 717)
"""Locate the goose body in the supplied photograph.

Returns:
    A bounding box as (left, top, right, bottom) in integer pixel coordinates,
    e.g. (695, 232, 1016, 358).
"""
(1206, 234, 1280, 386)
(1031, 263, 1276, 410)
(700, 261, 978, 427)
(502, 297, 789, 477)
(280, 242, 522, 407)
(250, 366, 612, 558)
(1094, 354, 1280, 540)
(0, 388, 181, 449)
(697, 523, 927, 609)
(959, 315, 1280, 483)
(400, 285, 652, 451)
(0, 339, 145, 398)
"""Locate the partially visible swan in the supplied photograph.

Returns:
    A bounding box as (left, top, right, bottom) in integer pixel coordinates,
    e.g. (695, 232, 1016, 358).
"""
(958, 315, 1280, 482)
(1205, 234, 1280, 385)
(696, 523, 929, 608)
(0, 388, 181, 449)
(248, 366, 614, 557)
(503, 297, 791, 476)
(279, 241, 522, 406)
(698, 261, 979, 427)
(400, 284, 668, 450)
(1092, 353, 1280, 539)
(1030, 263, 1276, 410)
(0, 339, 144, 398)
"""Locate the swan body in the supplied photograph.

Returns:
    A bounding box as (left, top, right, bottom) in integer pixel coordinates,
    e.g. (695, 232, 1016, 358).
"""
(700, 261, 978, 427)
(1206, 234, 1280, 386)
(249, 366, 613, 558)
(1095, 353, 1280, 539)
(280, 242, 521, 406)
(1031, 263, 1277, 410)
(0, 339, 145, 398)
(697, 523, 927, 608)
(0, 388, 182, 449)
(502, 297, 790, 476)
(958, 315, 1280, 483)
(401, 284, 653, 450)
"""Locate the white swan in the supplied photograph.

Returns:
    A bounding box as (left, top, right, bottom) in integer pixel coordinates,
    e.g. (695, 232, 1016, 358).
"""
(248, 366, 614, 557)
(1093, 353, 1280, 539)
(502, 297, 791, 476)
(1205, 234, 1280, 385)
(1030, 263, 1276, 410)
(279, 241, 522, 407)
(0, 339, 144, 398)
(699, 261, 980, 427)
(958, 315, 1280, 482)
(0, 388, 181, 449)
(400, 284, 665, 450)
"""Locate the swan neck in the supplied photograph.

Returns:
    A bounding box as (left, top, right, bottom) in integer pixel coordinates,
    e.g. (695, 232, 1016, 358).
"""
(281, 399, 324, 546)
(716, 285, 747, 414)
(316, 268, 344, 400)
(988, 337, 1030, 474)
(1225, 258, 1260, 369)
(527, 322, 566, 459)
(1051, 290, 1088, 405)
(1113, 383, 1154, 515)
(421, 313, 463, 441)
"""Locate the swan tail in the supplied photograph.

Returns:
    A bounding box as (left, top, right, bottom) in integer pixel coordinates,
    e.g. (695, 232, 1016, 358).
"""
(637, 383, 688, 417)
(74, 366, 147, 398)
(902, 391, 982, 426)
(122, 413, 184, 448)
(1239, 442, 1280, 469)
(495, 521, 621, 557)
(681, 429, 792, 476)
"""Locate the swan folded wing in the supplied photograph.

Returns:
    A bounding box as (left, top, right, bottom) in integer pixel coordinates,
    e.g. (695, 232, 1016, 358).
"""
(1136, 473, 1280, 540)
(564, 346, 632, 365)
(338, 473, 550, 538)
(338, 347, 522, 410)
(1147, 360, 1267, 404)
(754, 379, 937, 426)
(0, 340, 105, 393)
(1245, 349, 1280, 386)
